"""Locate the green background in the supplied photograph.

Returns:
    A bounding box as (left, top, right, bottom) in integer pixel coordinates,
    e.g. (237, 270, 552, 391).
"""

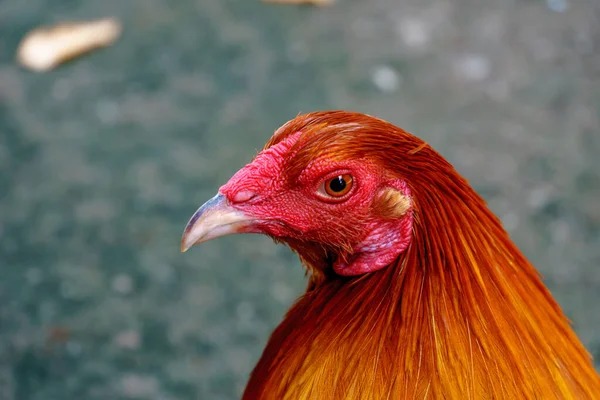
(1, 0, 599, 398)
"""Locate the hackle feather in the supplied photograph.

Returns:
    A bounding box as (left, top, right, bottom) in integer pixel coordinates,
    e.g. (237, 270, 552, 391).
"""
(242, 111, 600, 399)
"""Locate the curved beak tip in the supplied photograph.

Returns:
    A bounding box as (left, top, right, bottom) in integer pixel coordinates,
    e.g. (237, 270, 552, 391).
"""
(180, 193, 258, 253)
(180, 240, 191, 253)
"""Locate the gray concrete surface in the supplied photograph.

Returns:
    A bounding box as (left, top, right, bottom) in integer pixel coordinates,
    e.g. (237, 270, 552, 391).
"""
(0, 0, 598, 398)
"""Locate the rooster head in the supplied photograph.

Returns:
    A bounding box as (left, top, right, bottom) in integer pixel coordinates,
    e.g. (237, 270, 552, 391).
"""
(180, 111, 427, 276)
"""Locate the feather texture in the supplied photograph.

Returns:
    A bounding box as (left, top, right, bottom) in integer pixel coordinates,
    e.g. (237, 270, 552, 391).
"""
(239, 111, 600, 399)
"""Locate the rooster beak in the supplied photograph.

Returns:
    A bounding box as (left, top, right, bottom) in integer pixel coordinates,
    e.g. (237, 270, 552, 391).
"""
(180, 193, 258, 252)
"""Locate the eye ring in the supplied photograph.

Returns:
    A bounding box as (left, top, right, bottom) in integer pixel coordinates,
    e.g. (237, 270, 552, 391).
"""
(318, 174, 354, 200)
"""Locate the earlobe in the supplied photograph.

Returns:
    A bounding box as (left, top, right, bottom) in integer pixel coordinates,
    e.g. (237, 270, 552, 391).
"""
(373, 186, 411, 219)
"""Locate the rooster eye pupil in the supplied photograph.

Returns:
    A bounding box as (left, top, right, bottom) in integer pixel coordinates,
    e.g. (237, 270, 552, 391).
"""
(321, 173, 353, 199)
(329, 176, 346, 192)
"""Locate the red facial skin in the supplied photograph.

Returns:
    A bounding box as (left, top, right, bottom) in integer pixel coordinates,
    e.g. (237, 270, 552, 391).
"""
(218, 133, 413, 276)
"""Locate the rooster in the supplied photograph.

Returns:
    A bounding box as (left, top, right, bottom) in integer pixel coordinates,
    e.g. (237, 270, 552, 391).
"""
(181, 111, 600, 399)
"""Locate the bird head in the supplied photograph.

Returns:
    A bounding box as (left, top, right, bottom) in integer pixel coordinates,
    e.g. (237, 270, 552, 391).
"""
(181, 111, 445, 277)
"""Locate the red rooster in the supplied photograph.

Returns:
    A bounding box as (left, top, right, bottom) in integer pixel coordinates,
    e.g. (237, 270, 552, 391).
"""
(181, 111, 600, 399)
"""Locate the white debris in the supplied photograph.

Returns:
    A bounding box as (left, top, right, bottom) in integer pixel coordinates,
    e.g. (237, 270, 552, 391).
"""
(271, 281, 294, 303)
(371, 65, 402, 93)
(454, 54, 491, 82)
(397, 18, 430, 49)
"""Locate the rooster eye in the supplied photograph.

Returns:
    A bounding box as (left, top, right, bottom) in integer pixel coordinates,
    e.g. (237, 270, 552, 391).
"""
(320, 174, 354, 198)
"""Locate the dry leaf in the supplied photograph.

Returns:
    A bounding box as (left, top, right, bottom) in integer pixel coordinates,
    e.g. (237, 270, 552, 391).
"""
(17, 17, 122, 72)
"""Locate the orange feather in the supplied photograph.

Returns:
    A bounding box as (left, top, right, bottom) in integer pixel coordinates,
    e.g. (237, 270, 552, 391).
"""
(240, 111, 600, 399)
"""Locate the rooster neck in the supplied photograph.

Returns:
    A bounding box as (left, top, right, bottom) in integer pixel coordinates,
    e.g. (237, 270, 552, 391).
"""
(243, 191, 600, 399)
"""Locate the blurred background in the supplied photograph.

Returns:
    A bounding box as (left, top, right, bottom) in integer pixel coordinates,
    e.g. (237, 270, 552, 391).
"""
(0, 0, 599, 398)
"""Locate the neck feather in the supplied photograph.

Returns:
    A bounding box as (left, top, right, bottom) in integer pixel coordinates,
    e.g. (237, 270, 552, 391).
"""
(244, 178, 600, 400)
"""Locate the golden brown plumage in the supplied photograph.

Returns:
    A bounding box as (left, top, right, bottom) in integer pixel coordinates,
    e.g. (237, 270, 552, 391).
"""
(182, 111, 600, 399)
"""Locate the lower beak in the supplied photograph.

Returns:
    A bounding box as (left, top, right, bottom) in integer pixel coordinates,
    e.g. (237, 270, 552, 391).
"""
(180, 193, 258, 252)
